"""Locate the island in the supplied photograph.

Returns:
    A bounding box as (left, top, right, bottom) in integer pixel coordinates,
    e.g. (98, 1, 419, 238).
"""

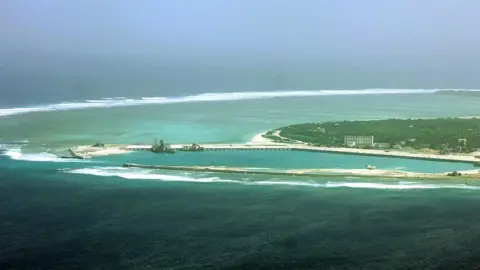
(264, 118, 480, 155)
(64, 117, 480, 180)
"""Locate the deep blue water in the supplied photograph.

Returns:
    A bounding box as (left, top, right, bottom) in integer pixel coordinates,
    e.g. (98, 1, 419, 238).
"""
(3, 151, 480, 269)
(3, 163, 480, 269)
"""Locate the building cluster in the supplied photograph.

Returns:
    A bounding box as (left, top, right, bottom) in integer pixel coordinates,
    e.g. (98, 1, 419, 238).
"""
(343, 135, 477, 153)
(343, 136, 390, 149)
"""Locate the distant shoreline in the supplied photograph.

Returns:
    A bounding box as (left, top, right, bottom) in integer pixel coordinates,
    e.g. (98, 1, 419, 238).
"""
(69, 139, 480, 164)
(262, 117, 480, 160)
(123, 163, 480, 180)
(63, 117, 480, 180)
(246, 131, 480, 163)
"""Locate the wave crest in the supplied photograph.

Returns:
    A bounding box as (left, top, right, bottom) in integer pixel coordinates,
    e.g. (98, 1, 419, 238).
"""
(63, 166, 480, 190)
(1, 147, 90, 163)
(65, 167, 241, 183)
(1, 88, 472, 117)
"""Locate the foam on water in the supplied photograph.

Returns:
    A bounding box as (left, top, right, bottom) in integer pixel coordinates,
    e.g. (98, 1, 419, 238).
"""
(63, 166, 480, 190)
(251, 180, 480, 190)
(1, 147, 90, 163)
(65, 167, 242, 183)
(0, 88, 473, 117)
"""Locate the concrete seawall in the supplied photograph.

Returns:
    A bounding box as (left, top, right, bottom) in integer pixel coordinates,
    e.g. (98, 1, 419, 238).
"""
(69, 143, 480, 164)
(121, 163, 472, 180)
(121, 163, 393, 178)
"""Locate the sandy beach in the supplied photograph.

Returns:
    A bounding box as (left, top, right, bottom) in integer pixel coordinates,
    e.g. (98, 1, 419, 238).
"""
(288, 168, 480, 178)
(248, 131, 480, 163)
(123, 163, 480, 180)
(247, 131, 284, 145)
(71, 145, 131, 158)
(67, 131, 480, 169)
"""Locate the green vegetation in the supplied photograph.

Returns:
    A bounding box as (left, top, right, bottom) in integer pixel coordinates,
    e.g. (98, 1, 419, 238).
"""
(92, 142, 105, 147)
(274, 118, 480, 153)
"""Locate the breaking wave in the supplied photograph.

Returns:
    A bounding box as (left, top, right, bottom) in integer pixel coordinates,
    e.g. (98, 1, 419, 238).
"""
(0, 88, 473, 117)
(65, 167, 241, 183)
(63, 166, 480, 190)
(252, 180, 480, 190)
(1, 147, 90, 163)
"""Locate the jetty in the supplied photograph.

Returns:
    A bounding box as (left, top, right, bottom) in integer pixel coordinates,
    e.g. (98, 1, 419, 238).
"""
(121, 163, 389, 178)
(68, 142, 480, 164)
(122, 163, 480, 180)
(181, 144, 292, 151)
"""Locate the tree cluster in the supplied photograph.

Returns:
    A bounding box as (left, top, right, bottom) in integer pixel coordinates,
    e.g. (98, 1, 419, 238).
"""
(276, 118, 480, 152)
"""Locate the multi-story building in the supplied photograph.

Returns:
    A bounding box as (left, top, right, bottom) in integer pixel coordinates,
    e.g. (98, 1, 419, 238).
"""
(344, 136, 374, 147)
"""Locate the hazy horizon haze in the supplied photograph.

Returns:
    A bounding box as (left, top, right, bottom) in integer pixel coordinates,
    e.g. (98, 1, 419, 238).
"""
(1, 0, 480, 104)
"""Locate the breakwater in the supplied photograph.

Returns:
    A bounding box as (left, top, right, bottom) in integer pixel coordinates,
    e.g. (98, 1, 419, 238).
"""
(122, 163, 326, 177)
(121, 163, 464, 180)
(68, 143, 480, 164)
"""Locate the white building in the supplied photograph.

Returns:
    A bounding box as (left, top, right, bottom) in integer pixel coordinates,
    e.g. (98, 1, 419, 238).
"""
(344, 136, 374, 147)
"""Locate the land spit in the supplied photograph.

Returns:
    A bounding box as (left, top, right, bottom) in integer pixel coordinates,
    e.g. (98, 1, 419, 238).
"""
(68, 143, 480, 164)
(122, 163, 480, 180)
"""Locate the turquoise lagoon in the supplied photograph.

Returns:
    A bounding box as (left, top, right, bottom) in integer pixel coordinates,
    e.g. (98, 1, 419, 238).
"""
(103, 151, 475, 173)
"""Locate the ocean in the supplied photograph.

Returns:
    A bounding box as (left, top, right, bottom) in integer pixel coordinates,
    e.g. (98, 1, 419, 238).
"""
(2, 83, 480, 269)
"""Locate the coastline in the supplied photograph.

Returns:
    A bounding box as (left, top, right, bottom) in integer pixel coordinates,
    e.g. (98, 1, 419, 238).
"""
(123, 163, 480, 180)
(68, 131, 480, 164)
(247, 131, 282, 145)
(248, 131, 480, 163)
(62, 130, 480, 180)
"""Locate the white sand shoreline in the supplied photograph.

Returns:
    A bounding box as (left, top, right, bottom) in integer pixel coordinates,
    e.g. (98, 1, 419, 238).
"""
(246, 131, 480, 163)
(123, 163, 480, 179)
(246, 131, 283, 145)
(67, 131, 480, 167)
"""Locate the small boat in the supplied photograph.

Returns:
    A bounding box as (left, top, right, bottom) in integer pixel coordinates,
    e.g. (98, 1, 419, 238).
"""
(366, 165, 376, 170)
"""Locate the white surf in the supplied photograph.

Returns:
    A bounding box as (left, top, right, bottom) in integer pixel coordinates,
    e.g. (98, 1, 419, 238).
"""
(1, 88, 472, 117)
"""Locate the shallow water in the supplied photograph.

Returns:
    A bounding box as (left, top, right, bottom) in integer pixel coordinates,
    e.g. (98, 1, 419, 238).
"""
(2, 91, 480, 269)
(2, 93, 480, 152)
(100, 150, 475, 173)
(3, 166, 480, 269)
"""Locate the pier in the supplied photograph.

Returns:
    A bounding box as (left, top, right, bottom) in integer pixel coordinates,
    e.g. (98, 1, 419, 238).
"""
(68, 142, 480, 164)
(183, 144, 292, 151)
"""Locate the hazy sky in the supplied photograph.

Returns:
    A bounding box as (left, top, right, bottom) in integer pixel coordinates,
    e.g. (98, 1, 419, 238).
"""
(2, 0, 480, 102)
(1, 0, 479, 61)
